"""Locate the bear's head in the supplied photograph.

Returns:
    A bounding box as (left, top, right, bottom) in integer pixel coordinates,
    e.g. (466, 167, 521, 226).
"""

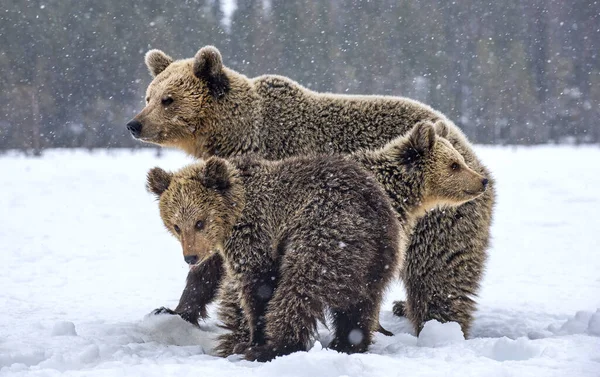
(127, 46, 231, 153)
(393, 121, 489, 212)
(146, 157, 245, 267)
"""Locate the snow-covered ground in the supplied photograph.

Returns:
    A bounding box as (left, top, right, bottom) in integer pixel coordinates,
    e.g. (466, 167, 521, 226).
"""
(1, 146, 599, 377)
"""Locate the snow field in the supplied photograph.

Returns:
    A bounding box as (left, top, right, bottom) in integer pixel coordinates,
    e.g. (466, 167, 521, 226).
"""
(0, 146, 599, 376)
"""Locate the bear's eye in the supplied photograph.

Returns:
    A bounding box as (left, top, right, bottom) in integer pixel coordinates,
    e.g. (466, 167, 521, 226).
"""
(161, 96, 174, 106)
(195, 220, 204, 231)
(145, 97, 150, 103)
(451, 162, 461, 171)
(173, 224, 181, 234)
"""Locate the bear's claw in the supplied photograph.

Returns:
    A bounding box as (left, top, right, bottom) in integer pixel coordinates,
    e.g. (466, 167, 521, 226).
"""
(151, 306, 177, 316)
(151, 307, 199, 325)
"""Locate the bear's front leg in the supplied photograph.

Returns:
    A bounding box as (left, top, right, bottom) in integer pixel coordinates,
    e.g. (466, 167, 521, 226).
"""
(152, 253, 224, 325)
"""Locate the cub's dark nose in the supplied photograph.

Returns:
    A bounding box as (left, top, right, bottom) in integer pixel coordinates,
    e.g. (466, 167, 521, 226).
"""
(126, 119, 142, 137)
(482, 178, 489, 188)
(184, 255, 199, 265)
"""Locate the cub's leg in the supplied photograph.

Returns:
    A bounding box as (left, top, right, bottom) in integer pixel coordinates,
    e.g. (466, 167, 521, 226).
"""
(329, 242, 393, 353)
(329, 301, 378, 354)
(245, 262, 322, 362)
(231, 266, 279, 355)
(214, 275, 250, 357)
(246, 233, 384, 361)
(152, 253, 224, 324)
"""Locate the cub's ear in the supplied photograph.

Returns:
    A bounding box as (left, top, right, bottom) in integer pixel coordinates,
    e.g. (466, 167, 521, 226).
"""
(147, 167, 173, 198)
(409, 121, 436, 154)
(434, 120, 450, 138)
(193, 46, 230, 99)
(145, 49, 173, 77)
(202, 157, 231, 191)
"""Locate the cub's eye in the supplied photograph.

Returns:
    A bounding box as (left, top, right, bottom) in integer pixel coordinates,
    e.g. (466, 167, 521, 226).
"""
(173, 224, 181, 234)
(195, 220, 204, 231)
(161, 96, 174, 106)
(451, 162, 460, 171)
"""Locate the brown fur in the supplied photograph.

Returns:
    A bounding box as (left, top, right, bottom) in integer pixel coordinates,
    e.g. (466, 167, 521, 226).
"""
(147, 155, 402, 361)
(133, 46, 495, 337)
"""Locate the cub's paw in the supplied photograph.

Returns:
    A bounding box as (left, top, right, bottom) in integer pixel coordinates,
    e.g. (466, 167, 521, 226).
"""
(150, 307, 198, 325)
(244, 344, 279, 362)
(392, 301, 406, 317)
(328, 336, 368, 354)
(244, 342, 304, 362)
(215, 333, 246, 358)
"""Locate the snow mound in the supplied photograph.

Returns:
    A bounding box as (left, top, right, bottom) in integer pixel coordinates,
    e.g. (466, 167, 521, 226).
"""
(417, 320, 464, 347)
(51, 321, 77, 336)
(588, 310, 600, 336)
(486, 337, 543, 361)
(139, 312, 218, 350)
(548, 309, 600, 336)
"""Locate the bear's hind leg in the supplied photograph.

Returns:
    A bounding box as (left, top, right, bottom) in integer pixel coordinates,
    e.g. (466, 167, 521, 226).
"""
(244, 263, 323, 361)
(233, 265, 279, 357)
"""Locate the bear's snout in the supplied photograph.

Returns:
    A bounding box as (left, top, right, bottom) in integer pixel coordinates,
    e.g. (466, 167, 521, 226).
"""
(126, 119, 143, 138)
(184, 255, 199, 265)
(482, 178, 489, 189)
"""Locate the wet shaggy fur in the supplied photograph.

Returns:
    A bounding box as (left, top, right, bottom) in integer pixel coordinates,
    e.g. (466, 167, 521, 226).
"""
(352, 121, 489, 335)
(132, 46, 495, 337)
(147, 155, 402, 361)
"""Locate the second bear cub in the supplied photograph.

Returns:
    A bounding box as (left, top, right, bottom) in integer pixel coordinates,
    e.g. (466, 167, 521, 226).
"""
(147, 153, 401, 361)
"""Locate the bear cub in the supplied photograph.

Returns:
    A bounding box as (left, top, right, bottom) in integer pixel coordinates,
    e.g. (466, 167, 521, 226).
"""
(147, 154, 401, 361)
(352, 121, 489, 333)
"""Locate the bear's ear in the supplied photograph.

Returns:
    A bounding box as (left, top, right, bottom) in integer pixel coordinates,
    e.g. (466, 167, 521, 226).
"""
(202, 157, 231, 191)
(434, 120, 450, 138)
(146, 167, 173, 198)
(145, 49, 173, 77)
(193, 46, 230, 99)
(409, 121, 436, 154)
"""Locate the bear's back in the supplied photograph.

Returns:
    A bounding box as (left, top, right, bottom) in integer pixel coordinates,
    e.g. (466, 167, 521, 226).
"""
(230, 154, 396, 235)
(248, 74, 467, 160)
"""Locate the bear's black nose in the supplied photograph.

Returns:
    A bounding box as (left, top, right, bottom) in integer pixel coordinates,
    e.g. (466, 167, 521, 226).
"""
(482, 178, 489, 188)
(126, 119, 142, 137)
(184, 255, 199, 265)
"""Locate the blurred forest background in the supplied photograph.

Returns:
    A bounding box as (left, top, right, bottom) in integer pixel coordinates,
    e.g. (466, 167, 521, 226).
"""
(1, 0, 598, 154)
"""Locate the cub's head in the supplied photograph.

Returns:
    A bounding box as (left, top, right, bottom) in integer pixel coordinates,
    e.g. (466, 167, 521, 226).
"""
(146, 157, 244, 267)
(127, 46, 230, 151)
(399, 121, 489, 211)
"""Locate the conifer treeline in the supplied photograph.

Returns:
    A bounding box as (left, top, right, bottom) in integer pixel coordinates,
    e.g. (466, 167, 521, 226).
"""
(1, 0, 598, 153)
